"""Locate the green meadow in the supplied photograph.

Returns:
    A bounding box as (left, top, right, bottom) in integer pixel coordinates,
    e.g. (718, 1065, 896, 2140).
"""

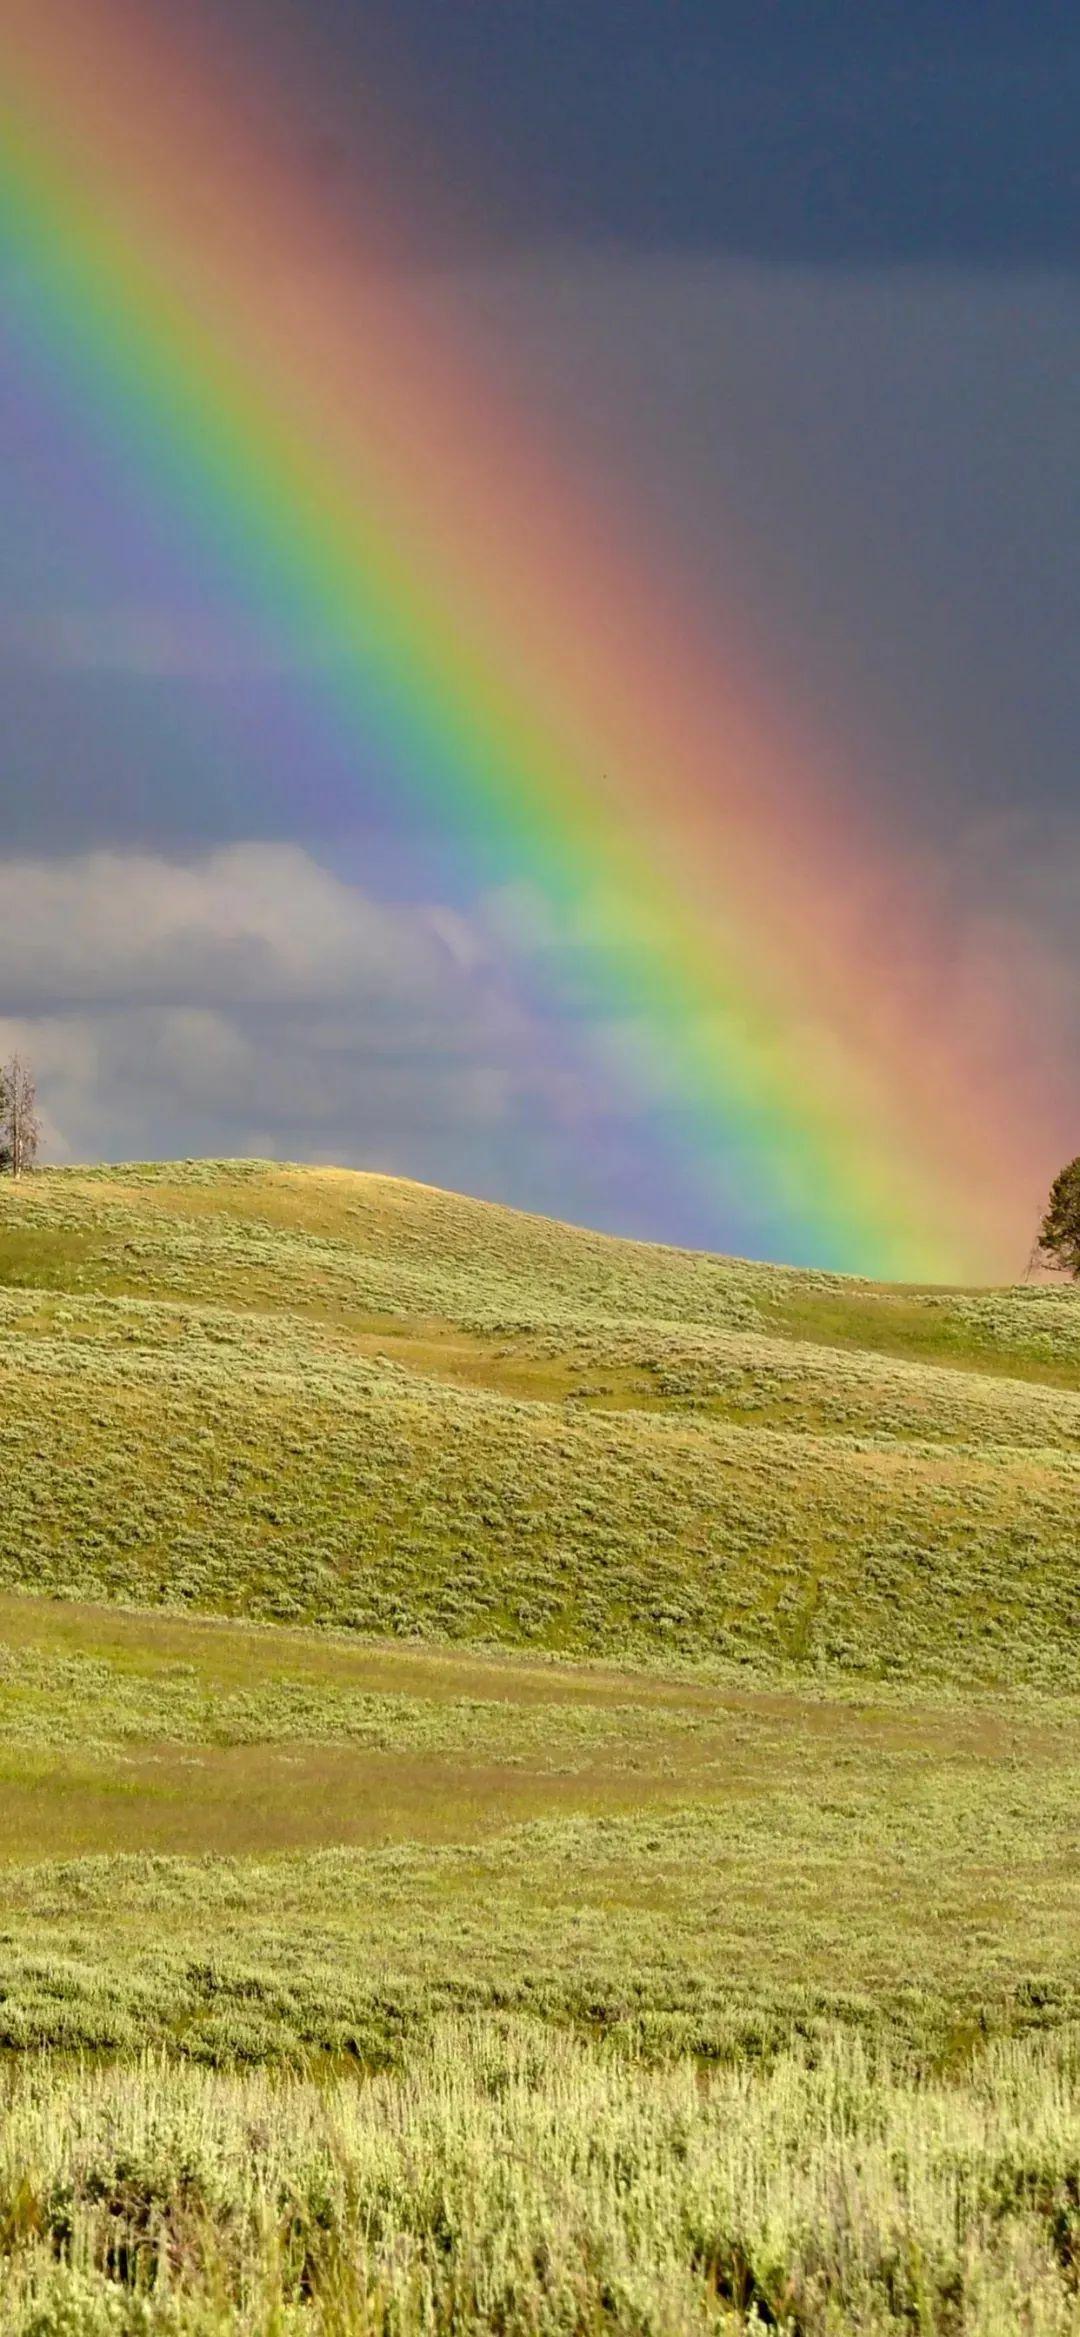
(0, 1158, 1078, 2331)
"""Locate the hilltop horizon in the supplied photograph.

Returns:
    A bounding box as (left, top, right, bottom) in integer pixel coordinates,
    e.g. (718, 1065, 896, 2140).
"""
(15, 1148, 1056, 1293)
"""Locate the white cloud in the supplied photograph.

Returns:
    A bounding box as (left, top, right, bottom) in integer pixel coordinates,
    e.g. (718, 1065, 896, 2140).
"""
(0, 844, 484, 1014)
(0, 843, 610, 1185)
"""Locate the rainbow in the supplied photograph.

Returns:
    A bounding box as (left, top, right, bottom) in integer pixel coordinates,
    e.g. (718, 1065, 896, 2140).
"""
(0, 0, 1054, 1276)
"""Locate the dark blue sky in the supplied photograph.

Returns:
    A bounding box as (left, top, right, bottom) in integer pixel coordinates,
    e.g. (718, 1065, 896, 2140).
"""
(221, 0, 1080, 267)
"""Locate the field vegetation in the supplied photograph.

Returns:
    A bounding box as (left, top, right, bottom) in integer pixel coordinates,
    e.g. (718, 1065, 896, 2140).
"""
(0, 1161, 1077, 2330)
(2, 2024, 1080, 2334)
(2, 1161, 1079, 1682)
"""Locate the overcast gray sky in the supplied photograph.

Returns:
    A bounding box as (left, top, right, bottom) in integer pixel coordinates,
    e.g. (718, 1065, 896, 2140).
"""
(2, 2, 1076, 1258)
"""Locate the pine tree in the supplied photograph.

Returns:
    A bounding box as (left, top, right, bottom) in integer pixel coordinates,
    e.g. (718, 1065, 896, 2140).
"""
(1036, 1158, 1080, 1279)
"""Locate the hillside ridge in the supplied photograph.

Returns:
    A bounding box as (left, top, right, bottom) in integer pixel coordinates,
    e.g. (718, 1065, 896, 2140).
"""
(0, 1157, 1076, 1688)
(0, 1158, 1076, 2083)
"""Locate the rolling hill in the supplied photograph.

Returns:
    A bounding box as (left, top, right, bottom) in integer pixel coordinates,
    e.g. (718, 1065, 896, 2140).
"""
(0, 1157, 1078, 1684)
(0, 1161, 1079, 2328)
(0, 1157, 1074, 2072)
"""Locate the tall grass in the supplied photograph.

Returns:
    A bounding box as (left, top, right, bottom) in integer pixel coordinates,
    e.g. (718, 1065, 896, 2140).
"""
(0, 2020, 1077, 2333)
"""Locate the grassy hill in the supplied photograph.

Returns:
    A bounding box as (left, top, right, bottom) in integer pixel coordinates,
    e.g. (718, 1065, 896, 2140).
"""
(1, 1161, 1079, 2327)
(1, 1157, 1078, 1682)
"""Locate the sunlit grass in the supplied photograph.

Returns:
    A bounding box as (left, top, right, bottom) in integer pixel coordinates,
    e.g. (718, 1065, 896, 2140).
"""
(1, 2022, 1080, 2333)
(0, 1162, 1078, 2327)
(0, 1163, 1079, 1683)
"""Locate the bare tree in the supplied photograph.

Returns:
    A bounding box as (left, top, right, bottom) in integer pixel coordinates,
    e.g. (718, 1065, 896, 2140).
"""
(1, 1055, 41, 1179)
